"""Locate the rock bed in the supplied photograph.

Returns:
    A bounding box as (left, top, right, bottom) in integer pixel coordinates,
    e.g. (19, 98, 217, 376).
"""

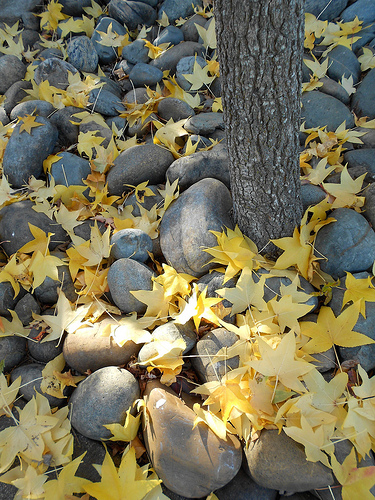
(0, 0, 375, 499)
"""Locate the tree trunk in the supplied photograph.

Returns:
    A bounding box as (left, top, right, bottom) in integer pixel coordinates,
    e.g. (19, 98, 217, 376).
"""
(215, 0, 304, 256)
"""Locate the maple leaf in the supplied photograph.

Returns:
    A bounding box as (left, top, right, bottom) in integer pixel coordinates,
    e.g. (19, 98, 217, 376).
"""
(162, 75, 201, 109)
(57, 17, 85, 38)
(182, 60, 215, 91)
(341, 75, 356, 96)
(300, 302, 375, 354)
(342, 272, 375, 318)
(157, 178, 179, 214)
(330, 447, 375, 500)
(18, 224, 52, 255)
(358, 47, 375, 72)
(247, 331, 315, 393)
(28, 250, 65, 291)
(303, 369, 348, 417)
(83, 446, 161, 500)
(268, 294, 314, 334)
(111, 312, 153, 347)
(0, 461, 48, 499)
(192, 403, 228, 440)
(83, 0, 104, 19)
(74, 224, 111, 268)
(304, 13, 328, 50)
(174, 284, 221, 330)
(39, 0, 68, 31)
(141, 337, 186, 385)
(195, 18, 216, 49)
(104, 408, 141, 442)
(216, 267, 267, 315)
(301, 157, 336, 185)
(0, 310, 29, 339)
(0, 175, 19, 209)
(42, 453, 90, 500)
(322, 165, 365, 210)
(131, 281, 170, 322)
(0, 373, 21, 417)
(41, 353, 84, 399)
(153, 117, 189, 152)
(154, 263, 194, 299)
(18, 114, 44, 135)
(304, 56, 328, 79)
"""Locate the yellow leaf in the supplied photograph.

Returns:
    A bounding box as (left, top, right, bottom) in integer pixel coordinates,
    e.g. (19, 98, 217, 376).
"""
(153, 117, 188, 151)
(39, 0, 67, 31)
(192, 403, 228, 440)
(18, 223, 52, 255)
(268, 294, 314, 334)
(57, 16, 85, 38)
(112, 313, 154, 347)
(342, 272, 375, 318)
(182, 60, 215, 91)
(18, 115, 44, 135)
(104, 408, 141, 442)
(0, 461, 47, 499)
(195, 18, 216, 49)
(43, 453, 90, 499)
(0, 374, 21, 417)
(322, 165, 365, 210)
(41, 353, 84, 399)
(28, 250, 65, 291)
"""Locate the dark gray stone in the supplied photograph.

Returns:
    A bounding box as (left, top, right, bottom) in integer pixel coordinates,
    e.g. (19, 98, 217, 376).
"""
(180, 134, 212, 154)
(3, 80, 32, 115)
(304, 0, 348, 21)
(107, 144, 174, 196)
(364, 182, 375, 227)
(301, 183, 327, 210)
(49, 151, 91, 187)
(318, 76, 350, 105)
(33, 57, 78, 90)
(166, 143, 229, 190)
(341, 0, 375, 24)
(123, 184, 163, 216)
(69, 366, 140, 441)
(157, 97, 195, 121)
(72, 431, 106, 482)
(0, 200, 68, 256)
(110, 228, 153, 262)
(180, 14, 207, 42)
(10, 364, 67, 407)
(154, 25, 184, 46)
(176, 55, 206, 91)
(344, 149, 375, 179)
(92, 17, 128, 65)
(108, 0, 157, 31)
(122, 39, 149, 64)
(354, 127, 375, 148)
(323, 45, 361, 84)
(15, 293, 40, 326)
(191, 328, 239, 383)
(67, 36, 99, 73)
(0, 282, 22, 317)
(107, 258, 155, 313)
(158, 0, 202, 23)
(149, 41, 205, 73)
(301, 91, 355, 131)
(0, 0, 40, 27)
(59, 0, 92, 15)
(0, 55, 26, 95)
(10, 100, 55, 120)
(184, 112, 225, 135)
(73, 219, 106, 241)
(88, 88, 126, 116)
(124, 87, 150, 104)
(34, 261, 77, 305)
(0, 107, 8, 125)
(49, 106, 81, 146)
(352, 68, 375, 119)
(314, 208, 375, 278)
(0, 335, 27, 372)
(3, 116, 58, 188)
(215, 466, 278, 500)
(159, 178, 233, 277)
(28, 326, 63, 364)
(128, 62, 163, 87)
(244, 429, 334, 492)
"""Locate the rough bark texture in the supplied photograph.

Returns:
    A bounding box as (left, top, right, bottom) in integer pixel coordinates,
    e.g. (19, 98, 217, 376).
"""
(215, 0, 304, 256)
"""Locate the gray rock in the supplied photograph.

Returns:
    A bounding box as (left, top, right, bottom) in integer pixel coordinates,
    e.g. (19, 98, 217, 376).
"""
(138, 321, 196, 366)
(0, 282, 22, 317)
(323, 45, 361, 85)
(69, 366, 140, 441)
(128, 62, 163, 87)
(122, 39, 149, 64)
(301, 184, 327, 210)
(88, 88, 126, 116)
(158, 0, 202, 23)
(110, 228, 153, 262)
(28, 326, 63, 364)
(0, 200, 68, 256)
(124, 87, 149, 104)
(180, 134, 212, 154)
(34, 261, 77, 305)
(59, 0, 92, 15)
(108, 0, 157, 31)
(176, 55, 206, 91)
(107, 144, 174, 196)
(352, 68, 375, 119)
(14, 293, 40, 326)
(301, 91, 355, 131)
(10, 100, 55, 120)
(49, 151, 91, 188)
(354, 127, 375, 148)
(0, 55, 26, 95)
(364, 182, 375, 227)
(3, 80, 32, 115)
(166, 143, 229, 190)
(304, 0, 348, 21)
(3, 116, 58, 188)
(67, 36, 99, 73)
(0, 0, 40, 27)
(73, 219, 106, 241)
(184, 112, 225, 135)
(0, 107, 8, 125)
(159, 178, 233, 277)
(344, 149, 375, 179)
(71, 431, 106, 482)
(10, 364, 67, 407)
(180, 14, 207, 42)
(328, 272, 375, 371)
(314, 208, 375, 278)
(92, 17, 128, 65)
(49, 106, 81, 146)
(149, 41, 205, 73)
(33, 57, 78, 90)
(191, 328, 239, 383)
(318, 76, 350, 105)
(341, 0, 375, 24)
(107, 258, 155, 313)
(154, 25, 184, 46)
(215, 466, 278, 500)
(157, 97, 195, 121)
(244, 429, 334, 492)
(143, 380, 242, 498)
(0, 336, 27, 372)
(63, 318, 141, 373)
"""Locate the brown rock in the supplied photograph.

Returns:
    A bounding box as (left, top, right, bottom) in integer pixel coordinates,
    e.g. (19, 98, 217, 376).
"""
(143, 380, 242, 498)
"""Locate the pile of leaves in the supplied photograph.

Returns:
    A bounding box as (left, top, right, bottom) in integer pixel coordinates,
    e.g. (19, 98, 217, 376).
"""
(0, 1, 374, 498)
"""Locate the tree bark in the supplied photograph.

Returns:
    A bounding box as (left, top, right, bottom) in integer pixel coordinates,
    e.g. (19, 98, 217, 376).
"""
(215, 0, 304, 256)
